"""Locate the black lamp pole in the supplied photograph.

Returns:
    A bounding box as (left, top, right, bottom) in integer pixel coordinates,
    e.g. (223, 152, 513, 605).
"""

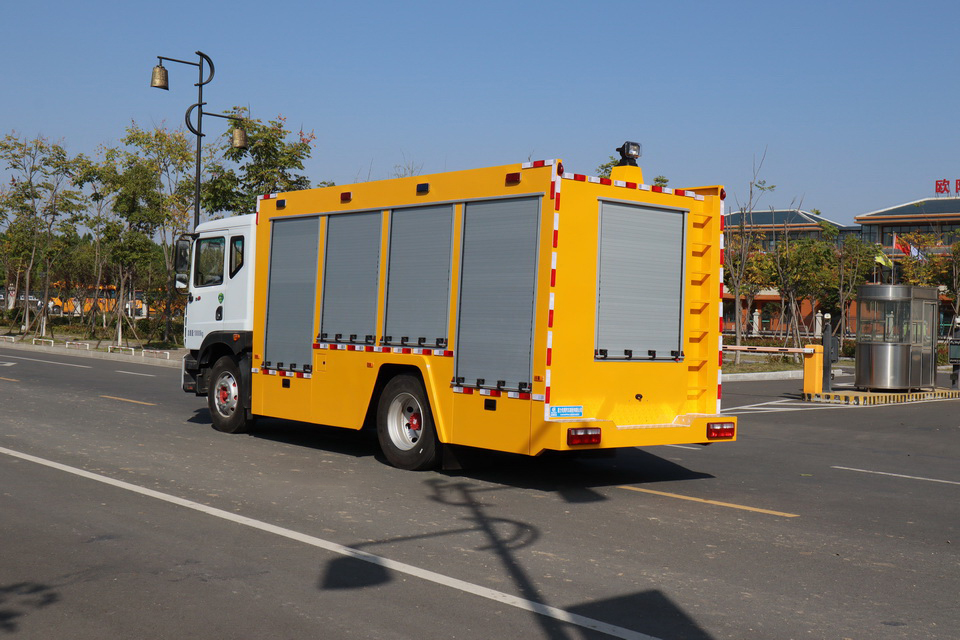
(151, 51, 245, 231)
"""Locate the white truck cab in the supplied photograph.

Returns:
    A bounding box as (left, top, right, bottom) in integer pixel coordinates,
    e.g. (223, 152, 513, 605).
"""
(176, 214, 256, 413)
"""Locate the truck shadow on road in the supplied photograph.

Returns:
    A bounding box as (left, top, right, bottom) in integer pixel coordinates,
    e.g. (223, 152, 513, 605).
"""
(318, 478, 715, 640)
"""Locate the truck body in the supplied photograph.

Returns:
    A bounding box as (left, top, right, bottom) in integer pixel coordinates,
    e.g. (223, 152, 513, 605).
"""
(179, 154, 735, 469)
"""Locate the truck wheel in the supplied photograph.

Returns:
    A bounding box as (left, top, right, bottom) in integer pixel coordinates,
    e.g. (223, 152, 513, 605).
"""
(376, 375, 439, 470)
(208, 356, 250, 434)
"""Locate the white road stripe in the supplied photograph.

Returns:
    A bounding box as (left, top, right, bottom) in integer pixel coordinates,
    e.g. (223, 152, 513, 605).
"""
(831, 466, 960, 486)
(0, 445, 660, 640)
(116, 370, 155, 377)
(0, 353, 91, 368)
(664, 444, 700, 450)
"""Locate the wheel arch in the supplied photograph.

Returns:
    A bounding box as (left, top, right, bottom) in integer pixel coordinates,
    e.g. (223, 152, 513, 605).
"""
(196, 331, 253, 412)
(363, 363, 449, 444)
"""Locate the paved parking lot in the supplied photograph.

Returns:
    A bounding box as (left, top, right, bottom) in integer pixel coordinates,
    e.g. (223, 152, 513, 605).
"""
(1, 344, 957, 639)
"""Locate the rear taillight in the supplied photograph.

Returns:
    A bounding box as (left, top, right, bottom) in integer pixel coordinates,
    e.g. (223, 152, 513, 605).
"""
(567, 427, 601, 446)
(706, 422, 735, 440)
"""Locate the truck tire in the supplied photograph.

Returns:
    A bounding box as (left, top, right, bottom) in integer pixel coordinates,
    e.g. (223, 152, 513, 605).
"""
(376, 375, 439, 470)
(208, 355, 250, 434)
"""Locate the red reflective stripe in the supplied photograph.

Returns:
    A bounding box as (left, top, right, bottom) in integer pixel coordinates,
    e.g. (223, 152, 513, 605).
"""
(574, 174, 586, 181)
(548, 309, 554, 327)
(674, 189, 686, 197)
(553, 229, 559, 248)
(625, 182, 637, 189)
(533, 160, 545, 168)
(600, 178, 612, 186)
(652, 185, 663, 193)
(546, 348, 552, 366)
(550, 270, 556, 287)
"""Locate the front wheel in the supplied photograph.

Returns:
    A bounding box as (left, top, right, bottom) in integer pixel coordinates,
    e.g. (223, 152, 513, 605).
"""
(376, 375, 440, 470)
(208, 356, 250, 434)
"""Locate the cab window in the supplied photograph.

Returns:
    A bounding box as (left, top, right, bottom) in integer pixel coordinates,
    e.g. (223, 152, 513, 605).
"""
(229, 236, 244, 278)
(194, 237, 225, 287)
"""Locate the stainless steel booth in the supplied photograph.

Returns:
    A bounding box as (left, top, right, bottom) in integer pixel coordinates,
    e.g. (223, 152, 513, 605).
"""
(855, 284, 938, 390)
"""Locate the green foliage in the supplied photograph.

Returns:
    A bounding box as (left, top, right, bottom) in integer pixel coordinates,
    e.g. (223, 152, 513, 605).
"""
(202, 109, 327, 216)
(596, 155, 618, 179)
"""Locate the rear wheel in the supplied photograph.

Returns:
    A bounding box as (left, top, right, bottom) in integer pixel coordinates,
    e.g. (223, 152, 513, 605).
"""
(208, 356, 250, 434)
(376, 375, 439, 470)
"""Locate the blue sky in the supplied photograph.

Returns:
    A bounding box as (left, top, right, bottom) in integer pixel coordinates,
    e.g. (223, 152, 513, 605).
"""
(2, 0, 958, 224)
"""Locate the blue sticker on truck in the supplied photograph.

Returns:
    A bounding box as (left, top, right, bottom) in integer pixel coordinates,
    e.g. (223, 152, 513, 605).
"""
(549, 405, 584, 418)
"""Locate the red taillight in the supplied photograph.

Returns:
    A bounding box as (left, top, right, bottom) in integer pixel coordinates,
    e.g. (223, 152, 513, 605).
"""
(341, 191, 352, 203)
(567, 427, 601, 446)
(505, 172, 521, 184)
(706, 422, 735, 440)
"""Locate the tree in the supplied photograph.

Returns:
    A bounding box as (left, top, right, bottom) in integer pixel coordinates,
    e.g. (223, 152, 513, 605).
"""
(818, 224, 875, 338)
(723, 151, 775, 362)
(203, 109, 324, 216)
(0, 133, 85, 337)
(115, 123, 194, 343)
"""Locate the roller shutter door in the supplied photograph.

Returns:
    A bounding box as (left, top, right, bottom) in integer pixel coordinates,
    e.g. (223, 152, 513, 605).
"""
(264, 216, 321, 370)
(456, 197, 540, 390)
(320, 212, 381, 343)
(596, 201, 686, 360)
(383, 205, 453, 347)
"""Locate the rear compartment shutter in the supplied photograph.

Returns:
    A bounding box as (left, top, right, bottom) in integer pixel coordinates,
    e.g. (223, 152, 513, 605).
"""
(596, 201, 686, 360)
(456, 197, 540, 390)
(384, 205, 453, 347)
(264, 216, 321, 369)
(321, 212, 381, 342)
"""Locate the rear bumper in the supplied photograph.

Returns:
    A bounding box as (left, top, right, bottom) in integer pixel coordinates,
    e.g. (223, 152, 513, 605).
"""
(532, 413, 737, 454)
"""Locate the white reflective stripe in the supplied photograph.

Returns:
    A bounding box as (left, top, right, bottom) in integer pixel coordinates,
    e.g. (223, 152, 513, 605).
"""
(549, 292, 555, 310)
(551, 252, 557, 270)
(547, 331, 553, 349)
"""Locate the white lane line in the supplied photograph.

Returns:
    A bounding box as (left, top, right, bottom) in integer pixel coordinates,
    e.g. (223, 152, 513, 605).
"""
(0, 353, 91, 368)
(116, 370, 155, 377)
(664, 444, 700, 450)
(832, 466, 960, 486)
(0, 445, 659, 640)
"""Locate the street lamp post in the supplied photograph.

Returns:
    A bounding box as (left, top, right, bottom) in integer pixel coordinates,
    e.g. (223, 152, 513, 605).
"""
(150, 51, 246, 231)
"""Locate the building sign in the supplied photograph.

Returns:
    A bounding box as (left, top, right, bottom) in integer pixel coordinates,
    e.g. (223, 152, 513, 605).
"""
(934, 179, 960, 195)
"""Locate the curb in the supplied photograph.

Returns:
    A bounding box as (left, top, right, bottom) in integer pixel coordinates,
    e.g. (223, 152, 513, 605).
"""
(0, 338, 184, 369)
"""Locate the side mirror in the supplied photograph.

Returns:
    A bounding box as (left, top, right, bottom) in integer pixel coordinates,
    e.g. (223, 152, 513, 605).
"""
(175, 272, 189, 291)
(174, 237, 192, 274)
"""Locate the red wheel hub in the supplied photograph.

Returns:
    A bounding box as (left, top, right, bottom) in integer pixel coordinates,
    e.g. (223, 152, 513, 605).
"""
(408, 413, 421, 431)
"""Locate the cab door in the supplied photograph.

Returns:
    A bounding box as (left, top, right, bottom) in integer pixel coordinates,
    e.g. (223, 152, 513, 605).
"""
(185, 234, 226, 350)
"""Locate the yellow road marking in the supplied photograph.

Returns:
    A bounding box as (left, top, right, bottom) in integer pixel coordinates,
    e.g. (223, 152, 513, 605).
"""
(618, 485, 799, 518)
(100, 395, 156, 406)
(0, 377, 19, 382)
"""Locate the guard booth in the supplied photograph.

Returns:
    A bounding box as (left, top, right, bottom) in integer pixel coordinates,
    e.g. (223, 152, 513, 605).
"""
(855, 284, 938, 390)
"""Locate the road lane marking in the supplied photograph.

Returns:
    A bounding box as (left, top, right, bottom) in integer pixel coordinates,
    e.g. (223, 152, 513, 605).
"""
(0, 377, 19, 382)
(663, 444, 700, 450)
(618, 486, 799, 518)
(116, 370, 156, 377)
(0, 445, 660, 640)
(0, 354, 92, 368)
(100, 395, 157, 406)
(831, 466, 960, 486)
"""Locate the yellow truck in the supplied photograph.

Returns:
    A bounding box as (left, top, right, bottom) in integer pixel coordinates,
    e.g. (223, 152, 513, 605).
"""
(176, 142, 735, 469)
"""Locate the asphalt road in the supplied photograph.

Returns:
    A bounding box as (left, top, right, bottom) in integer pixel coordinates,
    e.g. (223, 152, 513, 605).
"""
(0, 345, 957, 639)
